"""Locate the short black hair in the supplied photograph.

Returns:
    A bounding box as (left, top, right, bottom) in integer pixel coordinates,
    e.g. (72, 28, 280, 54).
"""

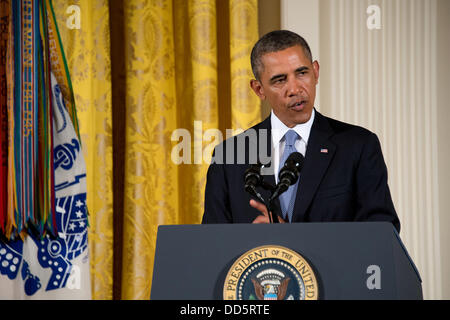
(250, 30, 313, 80)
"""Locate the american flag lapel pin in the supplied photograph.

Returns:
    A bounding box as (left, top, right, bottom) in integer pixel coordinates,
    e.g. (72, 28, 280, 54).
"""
(320, 148, 328, 154)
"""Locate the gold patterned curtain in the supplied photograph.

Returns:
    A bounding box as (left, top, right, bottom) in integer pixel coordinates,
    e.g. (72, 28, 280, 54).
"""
(53, 0, 260, 300)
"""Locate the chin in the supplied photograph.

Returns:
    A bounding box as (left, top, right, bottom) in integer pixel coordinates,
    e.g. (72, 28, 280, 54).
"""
(292, 109, 313, 124)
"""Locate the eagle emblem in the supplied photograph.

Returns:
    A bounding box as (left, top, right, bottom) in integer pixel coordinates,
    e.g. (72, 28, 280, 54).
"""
(223, 245, 319, 300)
(251, 269, 291, 300)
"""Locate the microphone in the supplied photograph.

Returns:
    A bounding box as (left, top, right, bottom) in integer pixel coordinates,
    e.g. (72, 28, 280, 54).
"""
(244, 163, 266, 205)
(244, 163, 277, 223)
(269, 152, 304, 203)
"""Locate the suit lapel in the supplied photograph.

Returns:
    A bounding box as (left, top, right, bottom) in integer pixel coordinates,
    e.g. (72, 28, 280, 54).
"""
(291, 111, 336, 222)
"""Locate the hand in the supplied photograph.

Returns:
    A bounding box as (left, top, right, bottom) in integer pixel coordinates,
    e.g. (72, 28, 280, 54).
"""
(250, 199, 286, 224)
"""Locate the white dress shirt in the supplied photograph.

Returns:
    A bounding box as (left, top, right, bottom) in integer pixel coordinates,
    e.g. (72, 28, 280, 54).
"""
(271, 108, 315, 183)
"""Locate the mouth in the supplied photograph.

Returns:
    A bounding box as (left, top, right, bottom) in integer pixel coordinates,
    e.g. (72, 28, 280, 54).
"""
(289, 100, 307, 111)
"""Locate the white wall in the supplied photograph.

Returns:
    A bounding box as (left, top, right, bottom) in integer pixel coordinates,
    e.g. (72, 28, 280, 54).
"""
(436, 0, 450, 301)
(281, 0, 449, 299)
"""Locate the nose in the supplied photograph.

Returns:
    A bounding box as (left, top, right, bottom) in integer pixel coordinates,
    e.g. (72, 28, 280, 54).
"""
(286, 78, 303, 97)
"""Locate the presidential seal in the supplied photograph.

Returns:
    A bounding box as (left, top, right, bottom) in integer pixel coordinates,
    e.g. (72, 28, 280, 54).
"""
(223, 245, 318, 300)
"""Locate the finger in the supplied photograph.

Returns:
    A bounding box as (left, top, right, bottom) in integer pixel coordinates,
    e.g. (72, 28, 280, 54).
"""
(249, 199, 268, 216)
(252, 215, 270, 224)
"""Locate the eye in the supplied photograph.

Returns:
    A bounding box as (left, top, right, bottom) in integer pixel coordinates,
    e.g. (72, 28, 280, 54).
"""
(295, 67, 309, 77)
(271, 77, 286, 85)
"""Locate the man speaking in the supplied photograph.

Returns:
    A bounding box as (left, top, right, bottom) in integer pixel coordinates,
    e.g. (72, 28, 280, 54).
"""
(201, 30, 400, 233)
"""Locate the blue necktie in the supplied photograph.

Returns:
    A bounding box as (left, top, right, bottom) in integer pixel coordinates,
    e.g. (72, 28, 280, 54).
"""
(278, 130, 300, 222)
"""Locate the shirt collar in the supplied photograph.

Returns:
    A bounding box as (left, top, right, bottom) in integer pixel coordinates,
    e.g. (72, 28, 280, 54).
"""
(271, 108, 315, 148)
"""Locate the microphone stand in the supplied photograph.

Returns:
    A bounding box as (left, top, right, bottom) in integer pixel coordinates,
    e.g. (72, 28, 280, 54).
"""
(245, 153, 303, 224)
(245, 163, 297, 224)
(267, 201, 278, 224)
(259, 181, 279, 224)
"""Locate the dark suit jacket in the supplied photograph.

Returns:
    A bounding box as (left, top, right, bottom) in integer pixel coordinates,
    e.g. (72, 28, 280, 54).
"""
(201, 110, 400, 233)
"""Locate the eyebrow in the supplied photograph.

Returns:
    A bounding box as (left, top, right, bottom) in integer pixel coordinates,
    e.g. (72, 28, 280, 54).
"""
(269, 74, 286, 83)
(269, 66, 310, 83)
(295, 66, 309, 73)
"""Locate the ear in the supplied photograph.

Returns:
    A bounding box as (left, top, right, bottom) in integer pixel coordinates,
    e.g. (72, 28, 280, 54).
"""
(312, 60, 320, 84)
(250, 79, 265, 100)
